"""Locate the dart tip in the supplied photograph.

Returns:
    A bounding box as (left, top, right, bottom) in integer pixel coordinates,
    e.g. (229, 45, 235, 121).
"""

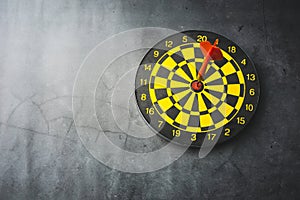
(197, 74, 203, 81)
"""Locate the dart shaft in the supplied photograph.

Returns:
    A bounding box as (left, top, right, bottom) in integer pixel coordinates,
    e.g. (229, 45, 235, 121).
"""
(197, 50, 212, 81)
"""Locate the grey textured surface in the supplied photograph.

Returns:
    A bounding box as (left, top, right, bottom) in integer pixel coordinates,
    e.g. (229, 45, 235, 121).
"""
(0, 0, 299, 199)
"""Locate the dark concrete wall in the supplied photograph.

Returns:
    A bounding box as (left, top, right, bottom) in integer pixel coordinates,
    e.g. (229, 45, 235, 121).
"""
(0, 0, 299, 199)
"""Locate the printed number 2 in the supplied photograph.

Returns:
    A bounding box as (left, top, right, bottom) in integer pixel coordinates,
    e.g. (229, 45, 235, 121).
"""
(224, 128, 231, 137)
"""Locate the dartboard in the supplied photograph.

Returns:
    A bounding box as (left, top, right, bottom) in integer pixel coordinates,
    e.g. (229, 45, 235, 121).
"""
(135, 30, 260, 147)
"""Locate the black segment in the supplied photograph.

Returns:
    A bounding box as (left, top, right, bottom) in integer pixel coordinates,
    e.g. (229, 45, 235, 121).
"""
(154, 102, 163, 114)
(172, 73, 190, 83)
(181, 64, 194, 80)
(207, 78, 223, 85)
(194, 47, 203, 58)
(226, 94, 239, 107)
(210, 109, 224, 123)
(218, 69, 225, 77)
(230, 59, 239, 71)
(200, 110, 209, 115)
(224, 85, 228, 93)
(155, 89, 169, 100)
(157, 67, 171, 79)
(240, 84, 244, 97)
(201, 93, 213, 109)
(171, 52, 185, 64)
(191, 94, 199, 112)
(173, 121, 187, 129)
(187, 58, 196, 63)
(195, 61, 202, 73)
(180, 44, 194, 49)
(172, 65, 180, 72)
(188, 115, 200, 127)
(215, 100, 223, 108)
(205, 89, 223, 99)
(226, 73, 239, 84)
(149, 83, 155, 89)
(167, 80, 171, 88)
(158, 54, 169, 64)
(226, 109, 238, 120)
(214, 57, 227, 67)
(169, 96, 176, 104)
(188, 61, 197, 78)
(178, 92, 192, 107)
(171, 87, 189, 95)
(203, 66, 216, 79)
(182, 108, 190, 113)
(166, 106, 180, 120)
(201, 125, 215, 131)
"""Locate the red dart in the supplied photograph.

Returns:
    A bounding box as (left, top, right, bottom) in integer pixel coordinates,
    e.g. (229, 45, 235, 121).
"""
(197, 39, 223, 81)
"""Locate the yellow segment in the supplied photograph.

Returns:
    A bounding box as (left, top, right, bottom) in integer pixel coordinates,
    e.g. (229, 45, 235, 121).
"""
(183, 93, 195, 111)
(157, 97, 173, 112)
(208, 107, 217, 114)
(211, 62, 221, 70)
(174, 103, 183, 112)
(181, 48, 195, 60)
(167, 46, 181, 55)
(170, 80, 189, 88)
(189, 111, 200, 116)
(198, 94, 208, 112)
(161, 57, 177, 70)
(236, 71, 245, 84)
(235, 97, 244, 110)
(178, 60, 188, 67)
(205, 64, 213, 73)
(200, 114, 214, 127)
(221, 62, 236, 76)
(151, 63, 161, 75)
(175, 68, 193, 82)
(187, 62, 197, 79)
(214, 119, 229, 128)
(193, 43, 199, 48)
(227, 84, 241, 96)
(149, 89, 156, 101)
(222, 50, 234, 61)
(205, 85, 224, 93)
(153, 77, 168, 89)
(161, 113, 174, 125)
(218, 102, 234, 117)
(195, 58, 204, 63)
(203, 91, 220, 105)
(222, 76, 228, 85)
(172, 90, 191, 102)
(166, 88, 173, 97)
(174, 112, 190, 126)
(204, 71, 222, 83)
(167, 72, 175, 80)
(186, 126, 201, 133)
(220, 93, 227, 101)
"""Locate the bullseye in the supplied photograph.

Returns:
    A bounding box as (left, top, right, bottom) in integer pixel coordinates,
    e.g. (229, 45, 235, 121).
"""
(191, 80, 203, 92)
